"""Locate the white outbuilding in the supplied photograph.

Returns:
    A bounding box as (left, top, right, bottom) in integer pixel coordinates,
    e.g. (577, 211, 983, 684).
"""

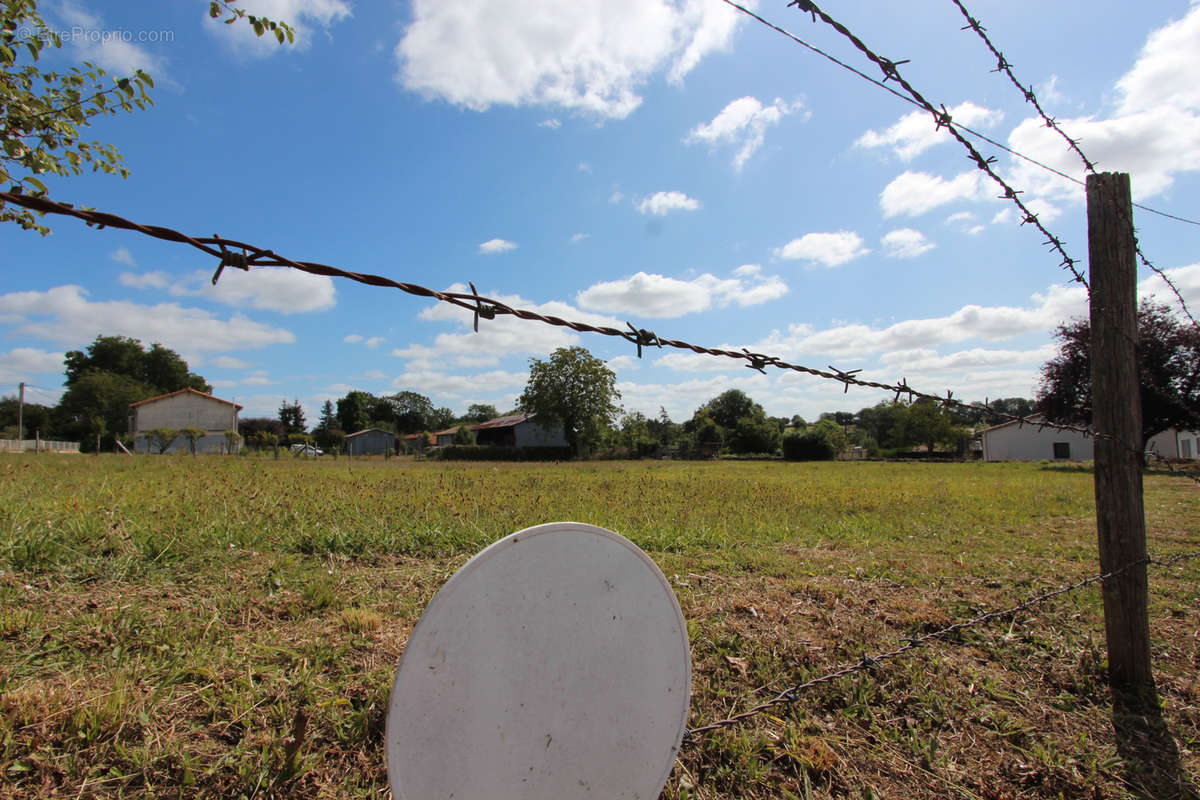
(979, 415, 1200, 462)
(129, 388, 242, 454)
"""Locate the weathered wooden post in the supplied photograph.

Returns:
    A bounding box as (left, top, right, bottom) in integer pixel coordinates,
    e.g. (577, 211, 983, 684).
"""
(1086, 172, 1156, 704)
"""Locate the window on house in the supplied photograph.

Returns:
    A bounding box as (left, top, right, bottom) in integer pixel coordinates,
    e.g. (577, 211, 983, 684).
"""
(1182, 438, 1193, 459)
(1053, 442, 1071, 459)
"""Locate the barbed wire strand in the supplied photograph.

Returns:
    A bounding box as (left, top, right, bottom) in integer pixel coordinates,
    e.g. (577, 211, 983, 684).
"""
(946, 0, 1199, 331)
(684, 548, 1200, 739)
(0, 189, 1131, 447)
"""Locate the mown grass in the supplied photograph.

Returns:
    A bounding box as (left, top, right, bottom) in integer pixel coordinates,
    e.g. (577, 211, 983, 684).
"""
(0, 455, 1196, 799)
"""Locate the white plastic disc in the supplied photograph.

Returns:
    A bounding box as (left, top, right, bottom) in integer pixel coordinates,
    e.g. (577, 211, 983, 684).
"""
(386, 521, 691, 800)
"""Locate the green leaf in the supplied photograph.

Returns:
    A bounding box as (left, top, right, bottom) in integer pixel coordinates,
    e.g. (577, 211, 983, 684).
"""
(209, 2, 221, 18)
(23, 176, 47, 194)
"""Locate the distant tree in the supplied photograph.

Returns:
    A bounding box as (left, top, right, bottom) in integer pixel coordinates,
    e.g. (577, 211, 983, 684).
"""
(336, 390, 374, 433)
(380, 391, 436, 434)
(317, 400, 337, 431)
(453, 425, 476, 445)
(180, 426, 206, 456)
(896, 399, 962, 453)
(728, 413, 782, 455)
(278, 398, 306, 435)
(0, 396, 54, 439)
(463, 404, 499, 424)
(239, 417, 284, 443)
(854, 401, 907, 449)
(619, 412, 659, 457)
(519, 346, 621, 457)
(782, 431, 836, 461)
(56, 370, 152, 451)
(64, 336, 209, 394)
(430, 406, 457, 432)
(700, 389, 757, 432)
(146, 427, 179, 454)
(1037, 300, 1200, 443)
(648, 406, 681, 448)
(687, 390, 777, 455)
(223, 429, 242, 455)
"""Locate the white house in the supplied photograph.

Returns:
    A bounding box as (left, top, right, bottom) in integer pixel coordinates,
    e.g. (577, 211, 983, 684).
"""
(979, 416, 1199, 462)
(129, 388, 242, 454)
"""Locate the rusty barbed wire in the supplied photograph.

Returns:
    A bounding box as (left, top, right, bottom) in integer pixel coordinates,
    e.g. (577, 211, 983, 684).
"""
(0, 189, 1126, 448)
(947, 0, 1200, 332)
(684, 548, 1200, 739)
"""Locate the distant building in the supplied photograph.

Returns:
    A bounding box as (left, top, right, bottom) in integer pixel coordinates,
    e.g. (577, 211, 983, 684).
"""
(345, 428, 396, 456)
(129, 388, 242, 454)
(470, 414, 567, 448)
(979, 416, 1199, 462)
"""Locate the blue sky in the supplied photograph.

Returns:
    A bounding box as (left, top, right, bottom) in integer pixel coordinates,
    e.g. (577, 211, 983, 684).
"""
(2, 0, 1199, 425)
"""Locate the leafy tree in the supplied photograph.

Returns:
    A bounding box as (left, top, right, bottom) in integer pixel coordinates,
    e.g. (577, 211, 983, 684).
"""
(146, 427, 178, 454)
(430, 406, 456, 432)
(2, 1, 293, 233)
(648, 406, 681, 448)
(277, 397, 306, 434)
(896, 399, 962, 453)
(728, 413, 782, 455)
(1037, 300, 1200, 443)
(782, 431, 836, 461)
(239, 417, 284, 444)
(336, 390, 373, 434)
(619, 411, 659, 458)
(700, 389, 757, 432)
(453, 425, 475, 445)
(518, 346, 621, 457)
(379, 391, 436, 434)
(55, 369, 151, 450)
(223, 429, 241, 455)
(462, 404, 498, 424)
(854, 401, 907, 449)
(64, 336, 209, 394)
(180, 426, 206, 456)
(0, 395, 53, 438)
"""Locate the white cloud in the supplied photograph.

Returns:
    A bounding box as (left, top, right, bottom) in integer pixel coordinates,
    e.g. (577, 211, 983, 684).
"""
(478, 238, 518, 254)
(1005, 5, 1200, 205)
(879, 170, 987, 218)
(855, 101, 1003, 161)
(945, 212, 974, 225)
(109, 247, 136, 267)
(343, 334, 364, 343)
(0, 348, 65, 384)
(576, 268, 786, 318)
(56, 2, 165, 75)
(609, 190, 625, 204)
(636, 191, 700, 216)
(570, 233, 591, 244)
(539, 118, 562, 129)
(882, 228, 935, 259)
(166, 269, 336, 313)
(395, 283, 625, 369)
(396, 0, 746, 119)
(605, 355, 640, 372)
(878, 345, 1056, 374)
(119, 271, 170, 289)
(211, 356, 252, 369)
(686, 96, 804, 170)
(0, 285, 295, 353)
(773, 231, 870, 268)
(1139, 263, 1200, 307)
(242, 370, 278, 387)
(365, 336, 385, 348)
(390, 369, 528, 398)
(992, 208, 1014, 225)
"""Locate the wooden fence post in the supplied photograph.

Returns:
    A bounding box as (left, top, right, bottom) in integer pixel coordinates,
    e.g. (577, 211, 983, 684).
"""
(1086, 172, 1156, 703)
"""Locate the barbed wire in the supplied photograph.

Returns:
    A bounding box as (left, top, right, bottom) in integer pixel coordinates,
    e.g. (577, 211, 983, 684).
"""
(683, 548, 1200, 739)
(0, 189, 1128, 449)
(946, 0, 1199, 331)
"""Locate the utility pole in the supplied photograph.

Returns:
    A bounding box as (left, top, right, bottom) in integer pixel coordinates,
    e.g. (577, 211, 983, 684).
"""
(17, 382, 24, 448)
(1086, 172, 1156, 706)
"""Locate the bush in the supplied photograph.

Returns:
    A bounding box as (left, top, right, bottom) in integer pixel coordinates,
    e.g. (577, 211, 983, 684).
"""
(782, 432, 836, 461)
(436, 445, 571, 461)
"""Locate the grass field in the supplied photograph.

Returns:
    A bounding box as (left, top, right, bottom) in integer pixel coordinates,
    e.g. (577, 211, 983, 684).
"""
(1, 455, 1197, 799)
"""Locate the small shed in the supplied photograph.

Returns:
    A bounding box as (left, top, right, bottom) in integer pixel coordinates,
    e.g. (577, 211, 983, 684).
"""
(129, 388, 242, 454)
(471, 414, 567, 448)
(345, 428, 396, 456)
(979, 416, 1094, 462)
(1146, 429, 1200, 460)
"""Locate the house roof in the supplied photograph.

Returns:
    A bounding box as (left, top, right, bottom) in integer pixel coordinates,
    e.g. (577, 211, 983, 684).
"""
(976, 414, 1047, 435)
(345, 428, 396, 439)
(129, 387, 243, 410)
(472, 413, 534, 430)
